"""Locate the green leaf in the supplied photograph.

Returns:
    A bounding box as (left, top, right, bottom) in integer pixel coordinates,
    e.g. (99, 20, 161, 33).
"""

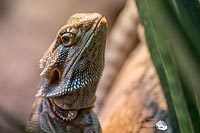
(136, 0, 200, 132)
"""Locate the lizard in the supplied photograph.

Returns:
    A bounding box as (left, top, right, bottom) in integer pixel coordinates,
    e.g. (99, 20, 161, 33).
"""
(26, 13, 107, 133)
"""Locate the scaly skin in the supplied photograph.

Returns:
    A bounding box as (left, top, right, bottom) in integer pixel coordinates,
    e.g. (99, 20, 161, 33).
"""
(26, 13, 107, 133)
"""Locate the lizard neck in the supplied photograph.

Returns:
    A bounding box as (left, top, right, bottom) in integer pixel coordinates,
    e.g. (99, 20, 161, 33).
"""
(48, 86, 96, 110)
(46, 88, 96, 121)
(43, 97, 78, 121)
(52, 103, 79, 121)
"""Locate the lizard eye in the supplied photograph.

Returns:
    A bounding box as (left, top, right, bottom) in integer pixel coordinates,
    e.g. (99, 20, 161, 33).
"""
(61, 33, 74, 46)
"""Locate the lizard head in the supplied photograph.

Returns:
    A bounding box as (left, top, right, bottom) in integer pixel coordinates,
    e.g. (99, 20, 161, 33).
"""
(36, 13, 107, 99)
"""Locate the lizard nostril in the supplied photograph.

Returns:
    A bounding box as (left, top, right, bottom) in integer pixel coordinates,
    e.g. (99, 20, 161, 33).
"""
(52, 69, 60, 84)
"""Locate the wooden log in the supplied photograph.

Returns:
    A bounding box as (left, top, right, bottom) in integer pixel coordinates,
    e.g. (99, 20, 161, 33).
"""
(95, 0, 139, 114)
(100, 42, 172, 133)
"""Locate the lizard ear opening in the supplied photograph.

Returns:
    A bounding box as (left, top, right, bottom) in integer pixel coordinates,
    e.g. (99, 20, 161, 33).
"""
(51, 69, 60, 84)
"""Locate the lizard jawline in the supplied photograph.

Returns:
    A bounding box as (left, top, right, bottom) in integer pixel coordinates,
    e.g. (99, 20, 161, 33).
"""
(62, 16, 104, 81)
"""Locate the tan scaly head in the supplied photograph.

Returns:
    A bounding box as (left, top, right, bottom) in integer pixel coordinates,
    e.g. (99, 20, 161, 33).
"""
(36, 13, 107, 110)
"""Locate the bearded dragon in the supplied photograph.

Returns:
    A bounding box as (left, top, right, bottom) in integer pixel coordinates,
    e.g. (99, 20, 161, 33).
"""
(26, 13, 107, 133)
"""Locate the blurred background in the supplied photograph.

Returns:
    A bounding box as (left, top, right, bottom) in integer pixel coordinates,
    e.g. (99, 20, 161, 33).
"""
(0, 0, 125, 129)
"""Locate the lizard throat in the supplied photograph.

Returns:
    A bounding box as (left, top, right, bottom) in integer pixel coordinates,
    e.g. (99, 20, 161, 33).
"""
(49, 99, 79, 121)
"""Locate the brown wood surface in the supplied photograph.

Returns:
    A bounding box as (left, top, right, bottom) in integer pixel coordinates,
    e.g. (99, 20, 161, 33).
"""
(95, 0, 139, 114)
(100, 43, 171, 133)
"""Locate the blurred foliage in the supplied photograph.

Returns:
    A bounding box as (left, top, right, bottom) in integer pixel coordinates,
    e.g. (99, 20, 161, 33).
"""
(136, 0, 200, 132)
